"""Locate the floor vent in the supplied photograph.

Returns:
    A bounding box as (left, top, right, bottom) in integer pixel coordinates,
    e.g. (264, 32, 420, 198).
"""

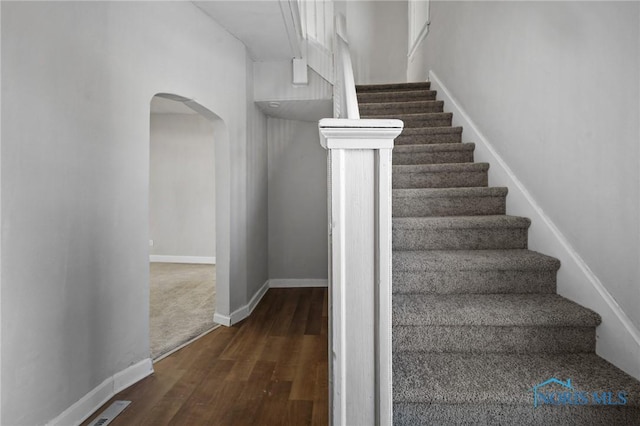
(88, 401, 131, 426)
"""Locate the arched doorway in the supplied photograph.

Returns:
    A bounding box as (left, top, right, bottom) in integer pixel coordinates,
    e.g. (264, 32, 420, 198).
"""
(147, 93, 231, 360)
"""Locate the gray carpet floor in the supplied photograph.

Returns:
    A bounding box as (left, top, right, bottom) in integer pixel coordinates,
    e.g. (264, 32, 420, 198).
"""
(149, 263, 216, 360)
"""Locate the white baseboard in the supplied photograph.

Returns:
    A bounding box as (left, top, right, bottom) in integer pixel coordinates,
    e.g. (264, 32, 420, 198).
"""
(44, 276, 326, 425)
(149, 255, 216, 264)
(213, 280, 270, 326)
(429, 70, 640, 380)
(112, 359, 154, 394)
(49, 275, 326, 424)
(46, 358, 153, 426)
(212, 312, 232, 326)
(269, 278, 328, 288)
(213, 278, 328, 326)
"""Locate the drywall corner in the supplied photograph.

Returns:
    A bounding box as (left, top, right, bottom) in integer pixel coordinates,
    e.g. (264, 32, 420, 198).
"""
(214, 280, 270, 327)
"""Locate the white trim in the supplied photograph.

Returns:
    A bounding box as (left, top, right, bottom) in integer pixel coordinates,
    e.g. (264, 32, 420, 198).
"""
(212, 312, 232, 327)
(268, 279, 328, 288)
(213, 280, 270, 326)
(0, 4, 3, 419)
(278, 0, 304, 59)
(212, 279, 329, 326)
(149, 255, 215, 264)
(46, 378, 114, 426)
(46, 359, 153, 426)
(407, 0, 430, 61)
(334, 14, 360, 119)
(113, 359, 154, 394)
(429, 70, 640, 380)
(407, 21, 429, 61)
(306, 38, 334, 84)
(319, 119, 404, 150)
(322, 124, 396, 424)
(375, 148, 393, 425)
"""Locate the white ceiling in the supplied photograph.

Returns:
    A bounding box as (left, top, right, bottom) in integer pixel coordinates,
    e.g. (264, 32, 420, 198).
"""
(151, 96, 332, 122)
(256, 99, 333, 122)
(193, 1, 294, 61)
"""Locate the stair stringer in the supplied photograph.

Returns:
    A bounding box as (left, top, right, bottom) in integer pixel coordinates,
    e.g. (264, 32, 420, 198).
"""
(428, 70, 640, 381)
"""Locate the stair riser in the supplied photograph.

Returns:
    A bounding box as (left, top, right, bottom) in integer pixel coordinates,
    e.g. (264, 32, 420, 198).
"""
(396, 131, 462, 145)
(393, 403, 640, 426)
(398, 116, 452, 128)
(356, 82, 431, 92)
(393, 196, 505, 217)
(393, 325, 596, 354)
(392, 270, 558, 294)
(393, 150, 473, 165)
(357, 90, 437, 103)
(393, 227, 529, 250)
(360, 102, 444, 115)
(393, 170, 488, 188)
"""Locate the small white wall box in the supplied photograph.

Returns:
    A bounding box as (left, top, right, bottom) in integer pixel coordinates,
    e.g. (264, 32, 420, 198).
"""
(292, 58, 308, 85)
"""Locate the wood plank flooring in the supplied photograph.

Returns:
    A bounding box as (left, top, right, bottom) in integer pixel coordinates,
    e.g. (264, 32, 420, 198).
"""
(82, 288, 328, 426)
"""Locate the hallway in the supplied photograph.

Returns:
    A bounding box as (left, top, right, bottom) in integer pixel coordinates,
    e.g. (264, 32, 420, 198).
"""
(83, 288, 328, 425)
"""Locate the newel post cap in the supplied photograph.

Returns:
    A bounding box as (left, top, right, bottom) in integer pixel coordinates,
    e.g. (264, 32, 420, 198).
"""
(318, 118, 404, 150)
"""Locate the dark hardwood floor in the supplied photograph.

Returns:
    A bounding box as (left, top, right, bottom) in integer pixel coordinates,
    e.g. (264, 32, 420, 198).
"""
(82, 288, 329, 425)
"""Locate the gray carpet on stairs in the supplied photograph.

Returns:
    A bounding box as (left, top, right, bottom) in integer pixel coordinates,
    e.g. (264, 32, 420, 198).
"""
(393, 162, 490, 188)
(394, 142, 475, 165)
(355, 81, 640, 424)
(393, 126, 463, 145)
(393, 187, 507, 217)
(393, 215, 531, 250)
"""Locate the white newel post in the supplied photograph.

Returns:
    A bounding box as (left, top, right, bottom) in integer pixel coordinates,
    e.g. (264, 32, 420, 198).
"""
(319, 118, 404, 426)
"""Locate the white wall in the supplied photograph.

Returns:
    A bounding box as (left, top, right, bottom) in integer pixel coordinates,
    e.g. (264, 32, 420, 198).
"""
(254, 61, 332, 102)
(1, 2, 268, 424)
(0, 3, 3, 422)
(246, 52, 269, 298)
(408, 1, 640, 373)
(149, 112, 216, 259)
(340, 0, 408, 85)
(267, 118, 328, 280)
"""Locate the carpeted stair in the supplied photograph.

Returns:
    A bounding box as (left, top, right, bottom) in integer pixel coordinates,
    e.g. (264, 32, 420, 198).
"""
(357, 82, 640, 425)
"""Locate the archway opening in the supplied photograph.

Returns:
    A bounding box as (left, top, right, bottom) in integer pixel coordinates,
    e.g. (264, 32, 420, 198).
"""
(148, 93, 224, 361)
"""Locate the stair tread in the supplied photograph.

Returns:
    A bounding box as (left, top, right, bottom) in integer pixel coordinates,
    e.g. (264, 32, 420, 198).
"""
(394, 143, 475, 153)
(393, 352, 640, 406)
(393, 187, 506, 199)
(393, 162, 489, 173)
(393, 293, 601, 327)
(393, 215, 528, 229)
(393, 249, 561, 272)
(356, 82, 431, 92)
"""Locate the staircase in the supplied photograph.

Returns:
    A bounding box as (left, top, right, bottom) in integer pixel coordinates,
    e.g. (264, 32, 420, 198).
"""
(357, 82, 640, 425)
